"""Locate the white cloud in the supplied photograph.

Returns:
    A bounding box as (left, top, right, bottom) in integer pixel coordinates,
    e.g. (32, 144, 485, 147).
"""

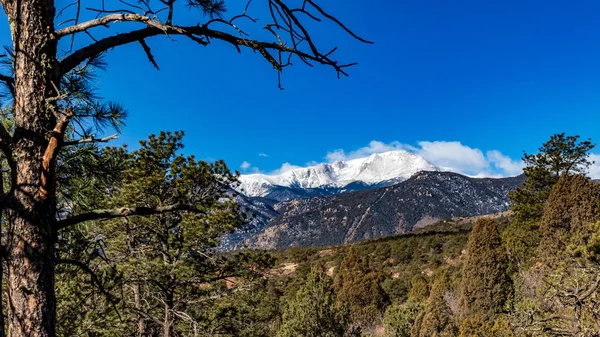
(587, 154, 600, 179)
(487, 150, 525, 176)
(240, 161, 252, 170)
(412, 141, 489, 175)
(258, 153, 268, 157)
(272, 162, 303, 175)
(250, 140, 525, 178)
(324, 140, 524, 177)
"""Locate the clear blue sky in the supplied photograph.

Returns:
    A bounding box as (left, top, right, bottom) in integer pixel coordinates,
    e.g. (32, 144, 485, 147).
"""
(2, 0, 600, 176)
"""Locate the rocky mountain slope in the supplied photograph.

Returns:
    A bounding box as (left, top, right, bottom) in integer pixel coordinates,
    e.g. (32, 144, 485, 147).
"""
(242, 171, 524, 249)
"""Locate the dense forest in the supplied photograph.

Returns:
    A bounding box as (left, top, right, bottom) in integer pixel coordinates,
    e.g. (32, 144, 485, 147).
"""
(44, 132, 600, 337)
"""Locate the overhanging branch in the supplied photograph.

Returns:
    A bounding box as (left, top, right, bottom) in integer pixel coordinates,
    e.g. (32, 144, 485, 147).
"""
(60, 24, 357, 76)
(138, 39, 160, 70)
(55, 13, 167, 38)
(55, 202, 205, 230)
(58, 0, 373, 78)
(40, 108, 74, 200)
(62, 134, 118, 146)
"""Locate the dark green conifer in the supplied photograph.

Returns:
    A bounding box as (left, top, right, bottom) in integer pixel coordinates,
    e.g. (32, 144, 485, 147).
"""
(413, 271, 457, 337)
(539, 174, 600, 257)
(407, 275, 430, 304)
(509, 133, 595, 223)
(459, 218, 512, 321)
(384, 302, 423, 337)
(458, 316, 516, 337)
(277, 267, 349, 337)
(504, 133, 595, 267)
(333, 247, 389, 328)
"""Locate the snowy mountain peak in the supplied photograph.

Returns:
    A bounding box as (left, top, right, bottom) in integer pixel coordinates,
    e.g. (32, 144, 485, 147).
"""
(238, 150, 439, 197)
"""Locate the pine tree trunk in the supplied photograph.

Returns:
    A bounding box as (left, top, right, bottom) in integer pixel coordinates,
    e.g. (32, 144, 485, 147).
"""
(4, 1, 60, 337)
(126, 220, 147, 337)
(133, 282, 146, 336)
(162, 290, 173, 337)
(0, 262, 5, 337)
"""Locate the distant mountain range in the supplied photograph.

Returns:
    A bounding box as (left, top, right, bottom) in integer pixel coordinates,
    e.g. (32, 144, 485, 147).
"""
(238, 151, 438, 201)
(244, 171, 524, 249)
(220, 151, 524, 250)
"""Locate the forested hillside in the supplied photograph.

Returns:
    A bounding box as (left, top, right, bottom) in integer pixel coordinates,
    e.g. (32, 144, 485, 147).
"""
(246, 172, 522, 249)
(45, 133, 600, 337)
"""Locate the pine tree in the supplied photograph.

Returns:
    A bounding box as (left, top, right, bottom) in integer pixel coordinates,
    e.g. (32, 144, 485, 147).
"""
(55, 132, 274, 336)
(539, 174, 600, 259)
(384, 302, 423, 337)
(458, 316, 516, 337)
(277, 267, 349, 337)
(508, 176, 600, 335)
(407, 275, 430, 304)
(509, 133, 595, 224)
(333, 247, 389, 328)
(459, 218, 512, 321)
(504, 133, 595, 267)
(413, 271, 458, 337)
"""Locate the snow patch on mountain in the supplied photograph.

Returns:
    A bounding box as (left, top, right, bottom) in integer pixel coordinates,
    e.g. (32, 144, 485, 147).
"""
(238, 150, 438, 197)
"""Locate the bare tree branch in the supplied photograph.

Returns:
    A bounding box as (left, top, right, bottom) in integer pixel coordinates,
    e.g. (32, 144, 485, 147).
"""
(303, 0, 373, 44)
(578, 275, 600, 302)
(56, 258, 119, 303)
(55, 202, 206, 230)
(60, 25, 355, 77)
(62, 134, 118, 146)
(55, 13, 166, 38)
(138, 40, 160, 70)
(40, 108, 74, 200)
(57, 1, 372, 79)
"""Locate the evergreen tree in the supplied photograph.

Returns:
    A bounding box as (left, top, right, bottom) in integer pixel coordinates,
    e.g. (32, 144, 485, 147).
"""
(413, 271, 457, 337)
(333, 247, 389, 328)
(509, 133, 594, 223)
(504, 133, 595, 267)
(459, 218, 512, 321)
(384, 302, 423, 337)
(407, 275, 430, 304)
(55, 132, 274, 336)
(510, 175, 600, 335)
(540, 174, 600, 256)
(277, 267, 349, 337)
(458, 316, 516, 337)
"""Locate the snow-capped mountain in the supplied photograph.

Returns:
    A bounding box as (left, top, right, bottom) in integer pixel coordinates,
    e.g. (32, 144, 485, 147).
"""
(223, 171, 525, 250)
(238, 150, 438, 199)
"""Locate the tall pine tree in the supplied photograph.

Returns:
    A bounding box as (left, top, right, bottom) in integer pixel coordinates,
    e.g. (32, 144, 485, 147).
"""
(459, 218, 512, 321)
(504, 133, 595, 267)
(412, 271, 457, 337)
(277, 267, 349, 337)
(333, 247, 389, 328)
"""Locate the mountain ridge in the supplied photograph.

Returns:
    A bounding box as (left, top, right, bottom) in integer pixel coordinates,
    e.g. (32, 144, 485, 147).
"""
(238, 150, 438, 200)
(222, 171, 524, 250)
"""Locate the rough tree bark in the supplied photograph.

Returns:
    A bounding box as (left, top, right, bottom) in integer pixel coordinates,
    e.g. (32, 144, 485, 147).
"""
(3, 1, 61, 336)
